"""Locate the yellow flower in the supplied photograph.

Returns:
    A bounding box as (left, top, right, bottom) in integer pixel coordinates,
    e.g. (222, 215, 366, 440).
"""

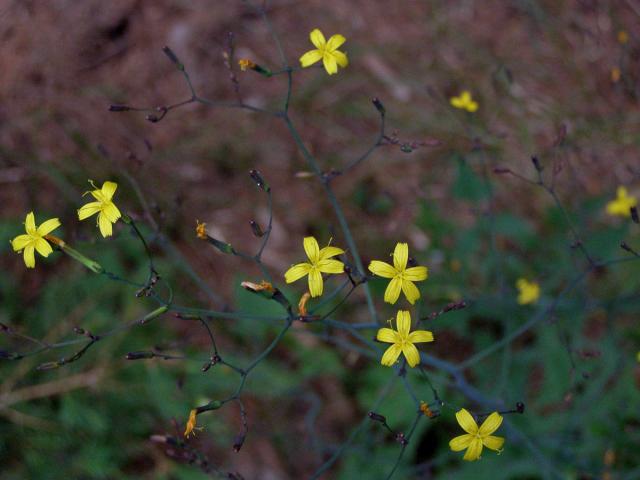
(11, 212, 61, 268)
(196, 220, 208, 239)
(184, 409, 199, 438)
(618, 30, 629, 44)
(449, 408, 504, 461)
(376, 310, 434, 368)
(77, 180, 122, 237)
(368, 242, 428, 305)
(450, 90, 479, 112)
(606, 186, 637, 217)
(299, 28, 348, 75)
(284, 237, 344, 297)
(516, 278, 540, 305)
(611, 67, 621, 83)
(238, 59, 256, 71)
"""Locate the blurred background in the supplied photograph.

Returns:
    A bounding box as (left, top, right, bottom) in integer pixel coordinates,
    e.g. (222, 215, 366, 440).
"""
(1, 0, 640, 478)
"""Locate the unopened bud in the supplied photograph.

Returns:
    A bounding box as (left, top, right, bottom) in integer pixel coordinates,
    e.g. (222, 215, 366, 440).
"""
(368, 411, 386, 423)
(126, 351, 155, 360)
(232, 433, 246, 452)
(516, 402, 525, 413)
(372, 97, 386, 115)
(249, 220, 264, 237)
(631, 206, 639, 224)
(140, 305, 169, 325)
(162, 46, 184, 70)
(531, 156, 543, 172)
(109, 104, 131, 112)
(249, 169, 270, 192)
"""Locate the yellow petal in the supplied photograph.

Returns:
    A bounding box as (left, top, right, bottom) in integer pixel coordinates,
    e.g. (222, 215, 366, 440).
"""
(284, 263, 311, 283)
(467, 101, 478, 112)
(308, 268, 323, 297)
(102, 202, 122, 223)
(98, 212, 113, 237)
(300, 49, 323, 68)
(408, 330, 434, 343)
(101, 181, 118, 200)
(78, 202, 102, 220)
(326, 34, 346, 51)
(25, 212, 36, 234)
(332, 50, 348, 68)
(403, 266, 428, 281)
(383, 277, 402, 304)
(402, 343, 421, 367)
(401, 279, 421, 304)
(23, 245, 36, 268)
(11, 234, 32, 252)
(309, 28, 326, 49)
(376, 327, 400, 344)
(455, 408, 478, 435)
(617, 186, 628, 199)
(450, 97, 463, 108)
(90, 189, 105, 202)
(478, 412, 503, 437)
(36, 217, 61, 236)
(34, 238, 53, 258)
(396, 310, 411, 337)
(393, 242, 408, 271)
(368, 260, 396, 278)
(303, 237, 320, 263)
(482, 435, 504, 452)
(380, 343, 402, 366)
(449, 434, 474, 451)
(463, 438, 483, 461)
(318, 245, 344, 260)
(461, 91, 472, 102)
(323, 54, 338, 75)
(317, 259, 344, 274)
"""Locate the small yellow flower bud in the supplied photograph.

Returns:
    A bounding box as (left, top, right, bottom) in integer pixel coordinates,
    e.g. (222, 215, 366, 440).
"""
(611, 67, 621, 83)
(618, 30, 629, 44)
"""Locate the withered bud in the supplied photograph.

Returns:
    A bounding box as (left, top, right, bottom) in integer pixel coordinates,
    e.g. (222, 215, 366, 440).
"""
(294, 171, 315, 178)
(241, 281, 274, 293)
(109, 104, 130, 112)
(249, 220, 264, 237)
(368, 411, 386, 423)
(74, 327, 86, 335)
(36, 361, 60, 371)
(493, 167, 512, 174)
(249, 169, 270, 192)
(372, 97, 386, 115)
(298, 292, 312, 316)
(0, 322, 9, 332)
(516, 402, 525, 414)
(631, 206, 639, 224)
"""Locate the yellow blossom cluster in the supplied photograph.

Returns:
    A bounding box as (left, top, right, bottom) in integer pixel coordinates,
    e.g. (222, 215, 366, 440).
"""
(11, 180, 121, 268)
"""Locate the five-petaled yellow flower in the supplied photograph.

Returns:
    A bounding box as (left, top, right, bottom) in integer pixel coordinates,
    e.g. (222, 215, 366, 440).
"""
(606, 186, 637, 217)
(284, 237, 344, 297)
(516, 278, 540, 305)
(11, 212, 61, 268)
(450, 91, 479, 112)
(449, 408, 504, 461)
(300, 28, 348, 75)
(77, 180, 122, 237)
(369, 242, 428, 305)
(377, 310, 434, 368)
